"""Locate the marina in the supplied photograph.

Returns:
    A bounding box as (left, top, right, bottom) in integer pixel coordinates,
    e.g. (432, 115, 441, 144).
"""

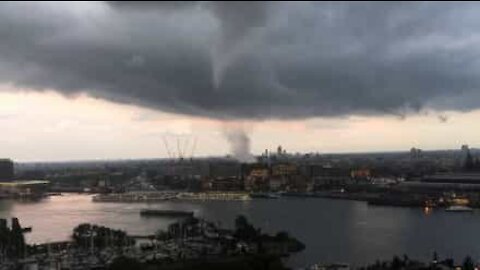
(0, 211, 303, 269)
(4, 194, 480, 268)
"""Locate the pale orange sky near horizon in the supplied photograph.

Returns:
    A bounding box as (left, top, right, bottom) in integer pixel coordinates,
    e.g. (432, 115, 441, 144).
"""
(0, 84, 479, 162)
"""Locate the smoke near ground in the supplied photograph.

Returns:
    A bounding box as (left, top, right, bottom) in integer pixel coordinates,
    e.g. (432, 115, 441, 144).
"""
(1, 2, 480, 120)
(222, 123, 254, 163)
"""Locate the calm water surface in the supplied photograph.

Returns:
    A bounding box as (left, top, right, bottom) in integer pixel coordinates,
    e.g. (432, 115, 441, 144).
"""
(0, 194, 479, 268)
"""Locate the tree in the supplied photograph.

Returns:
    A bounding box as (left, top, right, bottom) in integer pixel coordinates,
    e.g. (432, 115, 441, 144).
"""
(72, 223, 92, 249)
(72, 223, 134, 250)
(235, 215, 249, 231)
(475, 157, 480, 171)
(402, 254, 409, 266)
(234, 215, 259, 242)
(443, 258, 454, 268)
(392, 256, 402, 270)
(0, 218, 27, 259)
(10, 218, 26, 258)
(465, 151, 474, 171)
(463, 256, 474, 270)
(275, 231, 290, 241)
(156, 230, 170, 241)
(432, 251, 438, 264)
(108, 256, 143, 270)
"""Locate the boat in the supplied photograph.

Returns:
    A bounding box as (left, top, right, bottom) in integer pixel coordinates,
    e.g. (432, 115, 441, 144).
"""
(177, 192, 251, 201)
(308, 262, 350, 270)
(250, 192, 281, 199)
(92, 192, 177, 203)
(367, 196, 423, 207)
(278, 192, 318, 198)
(445, 205, 473, 212)
(46, 192, 63, 197)
(140, 209, 194, 217)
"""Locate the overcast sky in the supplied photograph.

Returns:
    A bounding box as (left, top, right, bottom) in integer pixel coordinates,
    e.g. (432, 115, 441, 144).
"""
(1, 2, 480, 161)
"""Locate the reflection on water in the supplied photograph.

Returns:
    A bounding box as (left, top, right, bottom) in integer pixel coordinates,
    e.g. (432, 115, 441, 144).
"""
(0, 193, 479, 267)
(424, 206, 432, 215)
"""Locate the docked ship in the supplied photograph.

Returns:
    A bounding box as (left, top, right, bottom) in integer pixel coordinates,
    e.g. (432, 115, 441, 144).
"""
(307, 262, 350, 270)
(140, 209, 194, 217)
(367, 196, 424, 207)
(250, 192, 281, 199)
(177, 192, 251, 201)
(445, 205, 473, 212)
(92, 191, 177, 203)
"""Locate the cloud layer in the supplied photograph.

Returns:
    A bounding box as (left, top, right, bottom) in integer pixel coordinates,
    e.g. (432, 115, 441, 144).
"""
(1, 2, 480, 120)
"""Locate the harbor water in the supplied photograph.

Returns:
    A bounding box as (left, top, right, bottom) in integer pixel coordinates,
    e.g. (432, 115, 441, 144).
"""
(0, 194, 479, 268)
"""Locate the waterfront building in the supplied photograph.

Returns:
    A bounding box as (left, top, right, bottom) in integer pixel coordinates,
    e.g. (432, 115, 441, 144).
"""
(271, 163, 297, 177)
(422, 173, 480, 184)
(204, 177, 244, 191)
(350, 169, 371, 180)
(268, 177, 285, 191)
(393, 172, 480, 194)
(286, 174, 312, 192)
(310, 166, 351, 190)
(208, 161, 242, 178)
(0, 180, 50, 199)
(245, 166, 270, 191)
(0, 159, 14, 181)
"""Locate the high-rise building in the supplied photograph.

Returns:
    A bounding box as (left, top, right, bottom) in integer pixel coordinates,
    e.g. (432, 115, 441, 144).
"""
(461, 145, 470, 167)
(0, 159, 14, 181)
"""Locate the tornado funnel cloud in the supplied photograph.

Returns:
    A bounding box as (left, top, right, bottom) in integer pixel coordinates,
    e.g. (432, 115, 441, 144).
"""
(0, 2, 479, 120)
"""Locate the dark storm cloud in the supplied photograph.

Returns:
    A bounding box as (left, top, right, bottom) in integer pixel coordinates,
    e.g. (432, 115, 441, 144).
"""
(1, 1, 480, 119)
